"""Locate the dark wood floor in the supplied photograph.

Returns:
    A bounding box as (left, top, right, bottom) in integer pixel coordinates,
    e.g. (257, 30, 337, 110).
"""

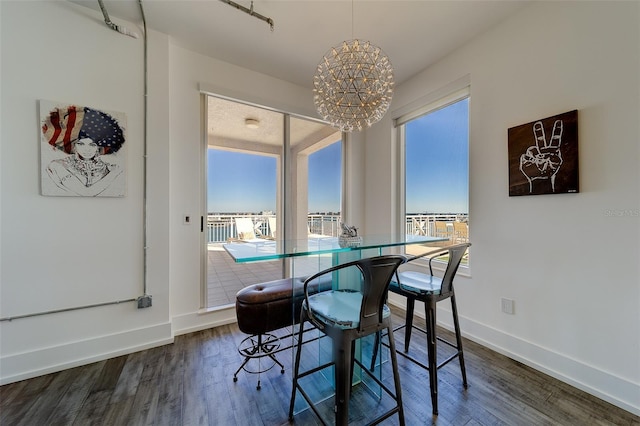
(2, 310, 638, 426)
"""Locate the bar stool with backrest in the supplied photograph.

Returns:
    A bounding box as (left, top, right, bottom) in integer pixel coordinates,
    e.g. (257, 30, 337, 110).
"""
(288, 255, 407, 426)
(372, 243, 471, 416)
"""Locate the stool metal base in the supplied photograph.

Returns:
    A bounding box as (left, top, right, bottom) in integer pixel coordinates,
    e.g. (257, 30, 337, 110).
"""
(233, 333, 284, 390)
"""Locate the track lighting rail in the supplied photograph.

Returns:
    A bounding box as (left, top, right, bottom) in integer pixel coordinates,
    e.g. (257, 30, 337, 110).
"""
(219, 0, 274, 31)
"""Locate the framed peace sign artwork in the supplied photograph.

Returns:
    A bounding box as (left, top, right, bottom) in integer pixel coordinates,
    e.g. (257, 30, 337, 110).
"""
(508, 110, 579, 196)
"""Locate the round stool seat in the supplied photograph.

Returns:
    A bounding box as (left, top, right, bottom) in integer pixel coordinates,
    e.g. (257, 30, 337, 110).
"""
(235, 276, 333, 335)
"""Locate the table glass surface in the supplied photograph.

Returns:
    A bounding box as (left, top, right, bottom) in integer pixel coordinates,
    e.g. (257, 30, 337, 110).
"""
(223, 234, 445, 263)
(225, 234, 448, 417)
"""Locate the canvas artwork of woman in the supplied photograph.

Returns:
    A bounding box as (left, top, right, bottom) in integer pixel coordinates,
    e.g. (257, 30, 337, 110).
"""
(40, 101, 126, 197)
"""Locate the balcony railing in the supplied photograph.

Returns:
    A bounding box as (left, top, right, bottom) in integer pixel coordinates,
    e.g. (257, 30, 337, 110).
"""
(206, 213, 468, 243)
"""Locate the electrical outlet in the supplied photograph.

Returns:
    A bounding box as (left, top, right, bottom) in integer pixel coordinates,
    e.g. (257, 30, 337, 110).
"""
(501, 298, 515, 315)
(137, 295, 152, 309)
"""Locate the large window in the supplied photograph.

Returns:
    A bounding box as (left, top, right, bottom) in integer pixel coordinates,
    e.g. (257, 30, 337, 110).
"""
(398, 89, 469, 261)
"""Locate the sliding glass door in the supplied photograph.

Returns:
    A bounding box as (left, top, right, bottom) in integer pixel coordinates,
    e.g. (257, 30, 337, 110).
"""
(204, 97, 283, 308)
(204, 96, 341, 309)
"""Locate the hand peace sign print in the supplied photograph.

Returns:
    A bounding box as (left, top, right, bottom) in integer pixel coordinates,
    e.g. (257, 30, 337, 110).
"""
(508, 110, 579, 196)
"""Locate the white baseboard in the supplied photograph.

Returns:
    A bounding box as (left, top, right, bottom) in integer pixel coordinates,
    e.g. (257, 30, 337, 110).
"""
(0, 322, 173, 386)
(172, 305, 236, 336)
(387, 299, 640, 416)
(1, 308, 237, 386)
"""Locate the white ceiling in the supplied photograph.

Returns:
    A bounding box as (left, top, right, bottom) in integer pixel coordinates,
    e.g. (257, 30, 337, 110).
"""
(68, 0, 529, 144)
(206, 95, 339, 149)
(70, 0, 530, 88)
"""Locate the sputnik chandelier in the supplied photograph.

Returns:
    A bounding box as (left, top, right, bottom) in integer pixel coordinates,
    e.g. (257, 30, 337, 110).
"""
(313, 3, 394, 132)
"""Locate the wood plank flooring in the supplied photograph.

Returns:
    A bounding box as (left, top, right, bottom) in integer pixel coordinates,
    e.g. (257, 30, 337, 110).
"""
(1, 310, 638, 425)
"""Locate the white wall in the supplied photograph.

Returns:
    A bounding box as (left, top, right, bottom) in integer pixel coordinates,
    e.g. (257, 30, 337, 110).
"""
(369, 1, 639, 415)
(1, 1, 172, 383)
(0, 1, 320, 382)
(1, 0, 638, 417)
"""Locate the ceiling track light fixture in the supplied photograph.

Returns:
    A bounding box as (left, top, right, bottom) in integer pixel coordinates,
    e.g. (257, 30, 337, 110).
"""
(219, 0, 274, 31)
(313, 1, 394, 132)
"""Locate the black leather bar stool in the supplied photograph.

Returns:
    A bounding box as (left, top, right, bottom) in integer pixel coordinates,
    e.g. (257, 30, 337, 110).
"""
(234, 276, 332, 389)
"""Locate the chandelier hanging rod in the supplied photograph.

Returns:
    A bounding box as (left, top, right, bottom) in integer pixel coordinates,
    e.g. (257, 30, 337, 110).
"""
(219, 0, 274, 31)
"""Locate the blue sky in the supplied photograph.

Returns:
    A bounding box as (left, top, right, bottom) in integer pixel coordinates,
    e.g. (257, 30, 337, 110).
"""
(207, 142, 341, 213)
(405, 98, 469, 214)
(208, 98, 468, 214)
(307, 142, 342, 212)
(207, 150, 276, 213)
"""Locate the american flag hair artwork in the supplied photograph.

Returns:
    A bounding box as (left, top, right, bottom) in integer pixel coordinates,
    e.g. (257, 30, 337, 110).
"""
(42, 105, 125, 155)
(40, 100, 127, 197)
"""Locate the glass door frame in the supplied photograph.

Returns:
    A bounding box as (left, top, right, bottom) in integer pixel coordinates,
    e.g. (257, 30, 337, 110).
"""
(200, 92, 344, 309)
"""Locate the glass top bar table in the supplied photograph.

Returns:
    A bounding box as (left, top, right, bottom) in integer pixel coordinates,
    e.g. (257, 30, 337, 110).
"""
(223, 234, 445, 263)
(223, 234, 447, 421)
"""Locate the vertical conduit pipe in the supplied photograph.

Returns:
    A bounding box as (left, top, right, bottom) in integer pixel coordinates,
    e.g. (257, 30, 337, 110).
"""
(139, 0, 150, 303)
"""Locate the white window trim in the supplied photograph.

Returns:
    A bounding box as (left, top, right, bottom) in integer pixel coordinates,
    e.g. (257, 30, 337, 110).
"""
(391, 74, 471, 125)
(393, 77, 471, 274)
(394, 86, 471, 127)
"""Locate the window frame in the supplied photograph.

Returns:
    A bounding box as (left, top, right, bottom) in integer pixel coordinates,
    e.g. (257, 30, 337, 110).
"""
(394, 84, 471, 273)
(200, 91, 345, 310)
